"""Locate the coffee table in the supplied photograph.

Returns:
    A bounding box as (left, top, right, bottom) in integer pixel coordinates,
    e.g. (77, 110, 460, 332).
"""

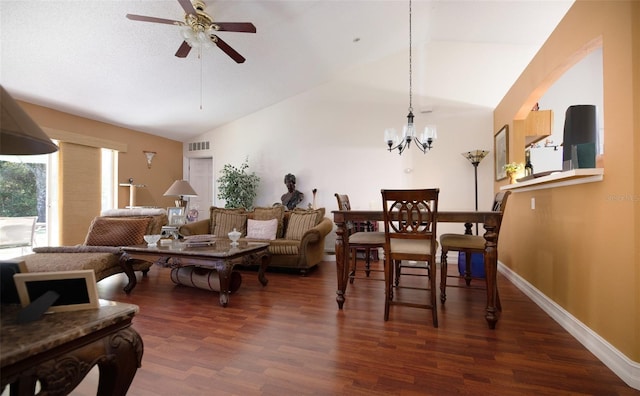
(121, 239, 270, 307)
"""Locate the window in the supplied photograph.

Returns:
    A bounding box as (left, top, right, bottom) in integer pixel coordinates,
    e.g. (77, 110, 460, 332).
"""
(101, 148, 118, 212)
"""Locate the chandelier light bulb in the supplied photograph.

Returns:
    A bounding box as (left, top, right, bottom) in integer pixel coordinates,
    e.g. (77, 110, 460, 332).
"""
(421, 125, 437, 141)
(385, 128, 399, 148)
(402, 122, 415, 140)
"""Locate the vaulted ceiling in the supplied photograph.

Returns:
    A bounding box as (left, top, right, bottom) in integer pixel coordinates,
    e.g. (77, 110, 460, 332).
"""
(1, 0, 573, 142)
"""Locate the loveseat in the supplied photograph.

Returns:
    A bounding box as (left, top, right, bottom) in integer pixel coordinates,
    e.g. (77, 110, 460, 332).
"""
(15, 208, 168, 292)
(179, 205, 333, 274)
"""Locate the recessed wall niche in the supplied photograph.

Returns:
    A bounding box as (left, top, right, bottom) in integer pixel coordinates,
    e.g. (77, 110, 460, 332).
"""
(525, 46, 604, 174)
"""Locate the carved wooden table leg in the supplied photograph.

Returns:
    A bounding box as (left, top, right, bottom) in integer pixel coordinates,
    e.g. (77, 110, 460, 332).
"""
(257, 251, 270, 287)
(118, 253, 137, 294)
(334, 219, 347, 309)
(212, 259, 234, 307)
(482, 221, 500, 329)
(96, 326, 143, 395)
(5, 326, 142, 396)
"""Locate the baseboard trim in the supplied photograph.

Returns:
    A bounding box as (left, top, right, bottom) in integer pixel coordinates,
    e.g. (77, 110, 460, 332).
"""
(498, 262, 640, 391)
(323, 253, 336, 262)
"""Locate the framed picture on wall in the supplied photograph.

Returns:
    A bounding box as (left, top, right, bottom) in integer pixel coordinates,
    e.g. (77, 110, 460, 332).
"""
(494, 125, 509, 181)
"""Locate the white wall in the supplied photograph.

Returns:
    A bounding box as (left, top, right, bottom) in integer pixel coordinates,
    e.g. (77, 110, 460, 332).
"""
(189, 47, 496, 250)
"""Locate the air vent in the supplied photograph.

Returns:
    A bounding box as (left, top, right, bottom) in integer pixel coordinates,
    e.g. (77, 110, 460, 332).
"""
(188, 141, 210, 151)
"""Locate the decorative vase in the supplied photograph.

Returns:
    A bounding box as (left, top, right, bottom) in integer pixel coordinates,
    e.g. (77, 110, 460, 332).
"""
(508, 172, 517, 184)
(228, 228, 241, 246)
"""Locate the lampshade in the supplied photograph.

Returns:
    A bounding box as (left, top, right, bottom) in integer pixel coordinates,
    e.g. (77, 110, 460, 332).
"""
(462, 150, 489, 165)
(164, 180, 198, 198)
(0, 85, 58, 155)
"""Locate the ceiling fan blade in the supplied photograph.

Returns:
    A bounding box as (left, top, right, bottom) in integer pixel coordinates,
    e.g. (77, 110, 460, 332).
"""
(214, 22, 256, 33)
(126, 14, 183, 26)
(213, 36, 246, 63)
(175, 41, 192, 58)
(177, 0, 197, 15)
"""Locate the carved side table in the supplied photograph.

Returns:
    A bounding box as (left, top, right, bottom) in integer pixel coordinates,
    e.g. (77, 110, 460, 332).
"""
(1, 300, 143, 395)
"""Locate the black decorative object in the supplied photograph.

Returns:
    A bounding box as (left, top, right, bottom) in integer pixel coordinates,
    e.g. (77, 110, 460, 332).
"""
(562, 105, 597, 170)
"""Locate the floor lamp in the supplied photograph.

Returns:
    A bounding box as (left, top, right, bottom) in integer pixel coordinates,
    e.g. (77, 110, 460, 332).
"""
(462, 150, 489, 235)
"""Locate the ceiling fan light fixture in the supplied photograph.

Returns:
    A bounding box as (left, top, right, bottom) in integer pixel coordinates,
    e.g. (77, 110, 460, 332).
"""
(180, 25, 214, 49)
(126, 0, 255, 63)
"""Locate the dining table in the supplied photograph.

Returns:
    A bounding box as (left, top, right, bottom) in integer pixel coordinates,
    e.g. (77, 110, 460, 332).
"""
(332, 210, 503, 329)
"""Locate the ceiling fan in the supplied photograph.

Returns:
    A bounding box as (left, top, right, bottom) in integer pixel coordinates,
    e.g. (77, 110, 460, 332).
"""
(126, 0, 256, 63)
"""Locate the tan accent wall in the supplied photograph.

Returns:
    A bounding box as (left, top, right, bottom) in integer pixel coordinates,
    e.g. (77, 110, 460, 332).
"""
(495, 1, 639, 361)
(17, 101, 184, 242)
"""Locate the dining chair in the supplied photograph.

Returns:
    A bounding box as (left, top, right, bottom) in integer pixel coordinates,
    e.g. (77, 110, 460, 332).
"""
(334, 193, 386, 283)
(381, 188, 440, 326)
(439, 190, 511, 304)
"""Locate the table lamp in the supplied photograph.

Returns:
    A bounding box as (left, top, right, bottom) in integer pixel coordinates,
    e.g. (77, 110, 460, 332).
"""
(164, 180, 197, 208)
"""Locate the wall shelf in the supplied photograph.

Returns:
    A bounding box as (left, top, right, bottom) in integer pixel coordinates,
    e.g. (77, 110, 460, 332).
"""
(500, 168, 604, 193)
(119, 183, 146, 208)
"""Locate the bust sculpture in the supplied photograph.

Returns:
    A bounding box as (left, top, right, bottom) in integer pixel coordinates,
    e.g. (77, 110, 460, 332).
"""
(281, 173, 304, 210)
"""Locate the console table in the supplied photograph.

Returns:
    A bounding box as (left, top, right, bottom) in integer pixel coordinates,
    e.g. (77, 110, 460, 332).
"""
(1, 300, 142, 395)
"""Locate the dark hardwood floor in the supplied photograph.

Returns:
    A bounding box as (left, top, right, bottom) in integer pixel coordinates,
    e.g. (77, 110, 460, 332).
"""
(82, 260, 635, 395)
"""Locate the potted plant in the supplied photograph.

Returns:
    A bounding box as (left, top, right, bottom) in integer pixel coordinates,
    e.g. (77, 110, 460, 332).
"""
(217, 158, 260, 209)
(503, 162, 522, 184)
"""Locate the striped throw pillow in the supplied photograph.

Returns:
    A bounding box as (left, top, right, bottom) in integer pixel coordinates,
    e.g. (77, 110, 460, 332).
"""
(213, 212, 247, 237)
(284, 212, 317, 240)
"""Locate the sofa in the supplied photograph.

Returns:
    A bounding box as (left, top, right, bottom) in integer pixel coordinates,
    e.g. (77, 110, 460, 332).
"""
(179, 205, 333, 274)
(15, 208, 168, 292)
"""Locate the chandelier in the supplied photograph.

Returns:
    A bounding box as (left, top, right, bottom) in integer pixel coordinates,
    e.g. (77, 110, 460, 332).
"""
(385, 0, 437, 155)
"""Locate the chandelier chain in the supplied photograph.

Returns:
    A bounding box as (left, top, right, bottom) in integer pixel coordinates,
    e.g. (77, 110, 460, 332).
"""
(384, 0, 436, 155)
(408, 0, 413, 113)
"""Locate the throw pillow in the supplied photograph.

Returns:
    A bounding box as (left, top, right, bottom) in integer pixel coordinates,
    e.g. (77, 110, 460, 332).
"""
(253, 205, 285, 238)
(291, 207, 325, 225)
(102, 215, 166, 235)
(246, 218, 278, 240)
(208, 207, 245, 234)
(84, 217, 150, 246)
(284, 212, 317, 240)
(213, 212, 247, 237)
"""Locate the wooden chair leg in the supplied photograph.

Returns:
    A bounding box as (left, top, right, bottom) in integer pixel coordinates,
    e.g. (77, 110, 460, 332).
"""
(430, 261, 438, 327)
(464, 251, 473, 286)
(384, 257, 392, 321)
(349, 248, 356, 284)
(440, 250, 448, 304)
(394, 260, 401, 286)
(365, 248, 371, 277)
